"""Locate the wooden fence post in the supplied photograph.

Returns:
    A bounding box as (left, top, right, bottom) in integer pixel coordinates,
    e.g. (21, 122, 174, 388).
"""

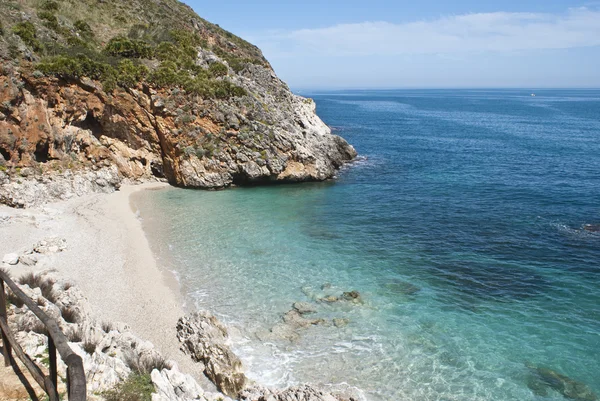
(48, 335, 59, 399)
(0, 279, 11, 367)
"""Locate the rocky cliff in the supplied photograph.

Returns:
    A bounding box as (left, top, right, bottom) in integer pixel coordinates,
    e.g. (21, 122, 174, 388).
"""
(0, 0, 356, 207)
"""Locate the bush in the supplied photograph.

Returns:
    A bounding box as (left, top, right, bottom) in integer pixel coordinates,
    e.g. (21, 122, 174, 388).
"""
(105, 37, 153, 59)
(116, 59, 148, 88)
(38, 11, 60, 31)
(148, 61, 182, 87)
(208, 62, 228, 78)
(74, 20, 92, 36)
(40, 0, 60, 11)
(12, 22, 42, 51)
(103, 374, 154, 401)
(38, 54, 115, 81)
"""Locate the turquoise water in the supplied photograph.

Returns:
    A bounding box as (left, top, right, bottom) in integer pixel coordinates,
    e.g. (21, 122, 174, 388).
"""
(133, 89, 600, 401)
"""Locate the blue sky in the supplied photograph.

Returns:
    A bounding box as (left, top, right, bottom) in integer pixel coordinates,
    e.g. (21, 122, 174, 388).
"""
(186, 1, 600, 89)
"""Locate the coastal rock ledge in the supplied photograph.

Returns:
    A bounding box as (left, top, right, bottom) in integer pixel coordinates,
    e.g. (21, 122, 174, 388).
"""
(1, 38, 356, 208)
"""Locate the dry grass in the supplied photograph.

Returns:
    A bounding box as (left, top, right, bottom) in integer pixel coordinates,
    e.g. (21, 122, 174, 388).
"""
(66, 327, 83, 343)
(101, 321, 113, 333)
(83, 339, 97, 355)
(17, 272, 58, 303)
(125, 353, 172, 375)
(60, 306, 79, 324)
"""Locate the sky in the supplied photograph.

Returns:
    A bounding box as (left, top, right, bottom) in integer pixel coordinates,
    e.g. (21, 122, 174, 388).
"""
(185, 1, 600, 89)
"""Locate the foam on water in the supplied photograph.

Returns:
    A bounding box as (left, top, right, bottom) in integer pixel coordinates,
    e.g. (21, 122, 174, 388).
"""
(132, 89, 600, 401)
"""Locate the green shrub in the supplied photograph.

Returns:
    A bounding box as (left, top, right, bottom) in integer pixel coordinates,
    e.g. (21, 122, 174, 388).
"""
(148, 61, 182, 87)
(105, 36, 153, 59)
(208, 62, 228, 77)
(38, 11, 60, 31)
(40, 0, 60, 11)
(12, 22, 42, 51)
(116, 59, 148, 87)
(74, 20, 92, 37)
(103, 374, 154, 401)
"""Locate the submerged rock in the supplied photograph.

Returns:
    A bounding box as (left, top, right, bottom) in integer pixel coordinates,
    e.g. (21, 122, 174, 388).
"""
(333, 318, 350, 328)
(384, 280, 421, 296)
(319, 290, 363, 304)
(177, 312, 247, 397)
(583, 224, 600, 233)
(341, 291, 362, 303)
(293, 302, 318, 315)
(526, 363, 598, 401)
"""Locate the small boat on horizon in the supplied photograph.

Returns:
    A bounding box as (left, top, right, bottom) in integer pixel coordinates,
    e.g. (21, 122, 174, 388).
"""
(531, 93, 536, 97)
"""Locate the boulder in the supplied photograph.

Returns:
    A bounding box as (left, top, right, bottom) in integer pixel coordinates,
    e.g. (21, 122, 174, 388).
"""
(2, 253, 19, 265)
(176, 312, 247, 397)
(151, 367, 205, 401)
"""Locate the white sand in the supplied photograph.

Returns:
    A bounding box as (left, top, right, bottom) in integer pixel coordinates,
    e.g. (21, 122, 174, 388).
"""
(0, 183, 209, 382)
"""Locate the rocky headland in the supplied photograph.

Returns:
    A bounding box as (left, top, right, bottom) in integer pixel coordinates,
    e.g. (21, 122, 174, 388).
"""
(0, 0, 355, 208)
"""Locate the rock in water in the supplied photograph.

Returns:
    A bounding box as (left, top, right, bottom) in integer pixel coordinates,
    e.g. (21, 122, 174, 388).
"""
(583, 224, 600, 233)
(385, 280, 421, 296)
(2, 253, 19, 265)
(526, 364, 598, 401)
(293, 302, 318, 315)
(176, 311, 246, 397)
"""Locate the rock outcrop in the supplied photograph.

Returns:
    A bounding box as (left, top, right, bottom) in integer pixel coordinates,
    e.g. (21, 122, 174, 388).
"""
(176, 311, 247, 397)
(0, 0, 356, 207)
(3, 269, 233, 401)
(239, 385, 355, 401)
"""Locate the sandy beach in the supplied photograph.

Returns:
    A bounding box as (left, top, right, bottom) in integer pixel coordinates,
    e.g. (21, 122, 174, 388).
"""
(0, 183, 209, 384)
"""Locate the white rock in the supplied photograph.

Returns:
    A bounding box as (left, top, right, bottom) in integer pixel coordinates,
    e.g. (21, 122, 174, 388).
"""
(2, 253, 19, 265)
(151, 367, 206, 401)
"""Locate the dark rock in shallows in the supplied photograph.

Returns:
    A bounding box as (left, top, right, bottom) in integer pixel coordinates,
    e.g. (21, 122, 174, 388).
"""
(526, 363, 598, 401)
(293, 302, 318, 315)
(341, 291, 362, 303)
(583, 224, 600, 233)
(385, 280, 421, 296)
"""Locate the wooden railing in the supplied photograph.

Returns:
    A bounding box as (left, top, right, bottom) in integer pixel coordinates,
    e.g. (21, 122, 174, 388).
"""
(0, 270, 86, 401)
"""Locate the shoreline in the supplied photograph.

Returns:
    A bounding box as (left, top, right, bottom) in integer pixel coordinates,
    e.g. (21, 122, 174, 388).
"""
(0, 183, 365, 401)
(0, 182, 212, 387)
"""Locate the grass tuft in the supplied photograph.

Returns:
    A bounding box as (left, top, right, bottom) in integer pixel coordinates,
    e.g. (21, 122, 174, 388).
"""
(66, 327, 83, 343)
(83, 340, 97, 355)
(101, 321, 113, 333)
(60, 306, 79, 324)
(125, 353, 172, 375)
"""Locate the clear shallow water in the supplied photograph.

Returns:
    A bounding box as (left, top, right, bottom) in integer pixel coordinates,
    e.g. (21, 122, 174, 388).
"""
(133, 89, 600, 401)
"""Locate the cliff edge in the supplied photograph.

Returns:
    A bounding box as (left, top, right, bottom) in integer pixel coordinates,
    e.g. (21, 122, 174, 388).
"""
(0, 0, 356, 207)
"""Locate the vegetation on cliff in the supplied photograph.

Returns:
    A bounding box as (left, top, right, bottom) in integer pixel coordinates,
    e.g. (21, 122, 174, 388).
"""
(0, 0, 356, 202)
(1, 0, 261, 97)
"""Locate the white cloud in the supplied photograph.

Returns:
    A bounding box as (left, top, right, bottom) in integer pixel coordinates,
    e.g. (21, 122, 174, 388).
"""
(250, 7, 600, 58)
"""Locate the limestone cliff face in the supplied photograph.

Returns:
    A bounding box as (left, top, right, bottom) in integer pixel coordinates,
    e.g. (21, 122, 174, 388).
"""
(0, 0, 356, 207)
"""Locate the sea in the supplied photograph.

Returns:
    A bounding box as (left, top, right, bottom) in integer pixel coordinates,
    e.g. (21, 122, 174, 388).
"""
(132, 89, 600, 401)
